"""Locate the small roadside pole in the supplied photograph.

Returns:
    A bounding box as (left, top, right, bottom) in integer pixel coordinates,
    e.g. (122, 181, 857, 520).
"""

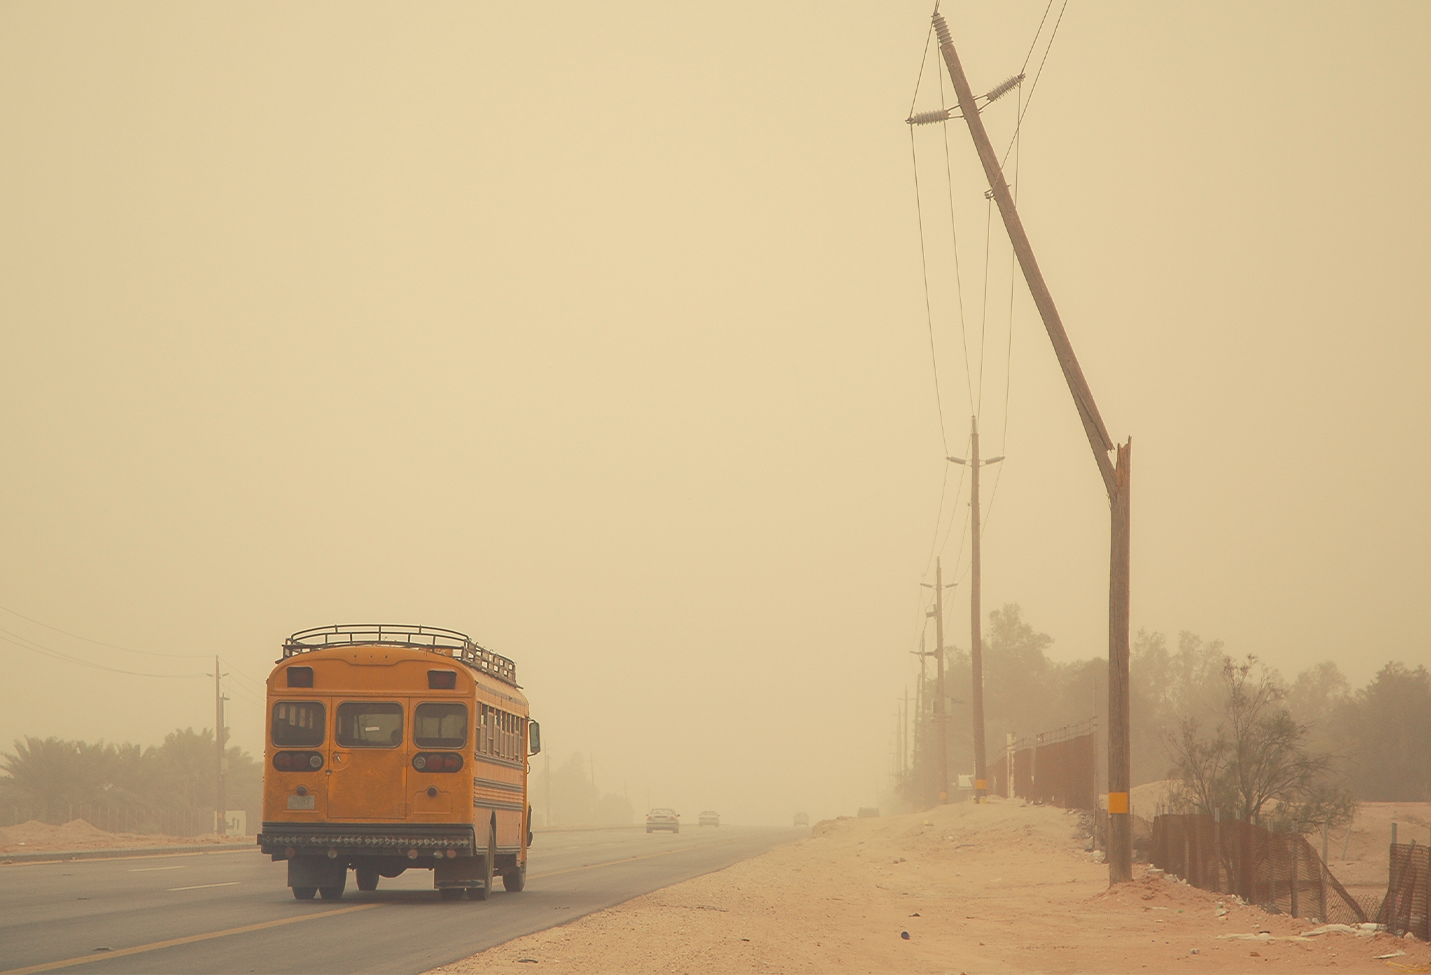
(1291, 824, 1300, 918)
(1213, 809, 1221, 894)
(1391, 822, 1399, 936)
(1320, 822, 1329, 922)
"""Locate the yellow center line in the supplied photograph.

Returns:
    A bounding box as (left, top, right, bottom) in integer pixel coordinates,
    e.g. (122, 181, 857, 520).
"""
(0, 903, 380, 975)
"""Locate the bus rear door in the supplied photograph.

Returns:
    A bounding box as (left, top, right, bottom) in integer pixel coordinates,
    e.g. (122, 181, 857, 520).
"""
(327, 699, 407, 821)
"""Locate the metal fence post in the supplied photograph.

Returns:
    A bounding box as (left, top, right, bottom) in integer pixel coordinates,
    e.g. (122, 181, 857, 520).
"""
(1276, 824, 1287, 910)
(1291, 823, 1299, 918)
(1390, 822, 1399, 936)
(1320, 821, 1329, 922)
(1213, 809, 1221, 894)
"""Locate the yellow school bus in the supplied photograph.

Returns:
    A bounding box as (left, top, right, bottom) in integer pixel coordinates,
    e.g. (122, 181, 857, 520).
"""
(257, 624, 540, 901)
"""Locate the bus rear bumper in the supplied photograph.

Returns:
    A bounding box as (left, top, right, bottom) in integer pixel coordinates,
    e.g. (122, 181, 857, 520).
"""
(258, 822, 477, 860)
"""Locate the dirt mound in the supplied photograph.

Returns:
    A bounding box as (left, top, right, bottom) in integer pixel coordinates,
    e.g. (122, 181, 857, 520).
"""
(1129, 778, 1179, 815)
(2, 819, 68, 846)
(58, 818, 107, 837)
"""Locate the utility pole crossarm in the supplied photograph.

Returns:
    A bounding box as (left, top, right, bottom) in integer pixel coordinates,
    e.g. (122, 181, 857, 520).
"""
(931, 12, 1118, 502)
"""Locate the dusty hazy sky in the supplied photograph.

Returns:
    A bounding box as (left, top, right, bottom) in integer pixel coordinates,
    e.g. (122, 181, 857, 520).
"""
(1, 2, 1427, 825)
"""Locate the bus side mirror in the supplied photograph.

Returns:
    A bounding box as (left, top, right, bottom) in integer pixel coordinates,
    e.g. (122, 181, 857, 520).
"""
(528, 721, 541, 755)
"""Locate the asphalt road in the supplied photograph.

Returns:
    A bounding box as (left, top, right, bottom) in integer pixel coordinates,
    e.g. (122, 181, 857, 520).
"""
(0, 825, 794, 975)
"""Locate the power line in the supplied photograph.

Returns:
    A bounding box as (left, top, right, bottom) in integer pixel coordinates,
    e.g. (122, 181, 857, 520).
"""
(0, 603, 209, 658)
(983, 84, 1023, 536)
(935, 36, 976, 418)
(1001, 0, 1071, 168)
(910, 125, 952, 456)
(0, 628, 206, 679)
(1020, 0, 1057, 76)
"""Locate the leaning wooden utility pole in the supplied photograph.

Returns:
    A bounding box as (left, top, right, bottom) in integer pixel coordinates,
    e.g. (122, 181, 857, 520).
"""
(927, 8, 1133, 883)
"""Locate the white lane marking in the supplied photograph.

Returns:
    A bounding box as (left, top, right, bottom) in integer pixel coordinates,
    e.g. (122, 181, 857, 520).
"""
(128, 866, 186, 872)
(166, 882, 241, 891)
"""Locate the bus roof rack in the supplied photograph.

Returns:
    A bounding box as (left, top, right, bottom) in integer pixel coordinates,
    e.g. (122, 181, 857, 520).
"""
(281, 624, 518, 687)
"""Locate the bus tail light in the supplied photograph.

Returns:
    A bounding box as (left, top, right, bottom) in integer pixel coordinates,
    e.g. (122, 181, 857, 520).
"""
(273, 751, 323, 771)
(412, 752, 463, 772)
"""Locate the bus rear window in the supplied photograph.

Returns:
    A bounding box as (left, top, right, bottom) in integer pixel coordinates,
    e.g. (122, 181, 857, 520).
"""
(272, 702, 325, 747)
(415, 703, 468, 749)
(336, 702, 403, 748)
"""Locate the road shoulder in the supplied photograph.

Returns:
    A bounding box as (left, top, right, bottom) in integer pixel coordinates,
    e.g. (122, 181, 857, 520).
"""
(427, 801, 1431, 974)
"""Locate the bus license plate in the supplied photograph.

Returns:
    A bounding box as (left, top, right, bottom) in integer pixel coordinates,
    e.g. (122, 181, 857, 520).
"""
(287, 795, 316, 810)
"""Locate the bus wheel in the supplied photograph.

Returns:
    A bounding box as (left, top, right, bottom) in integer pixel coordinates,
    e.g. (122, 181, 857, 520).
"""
(502, 866, 526, 892)
(292, 886, 317, 900)
(319, 885, 344, 901)
(355, 866, 379, 891)
(439, 888, 465, 901)
(468, 820, 496, 901)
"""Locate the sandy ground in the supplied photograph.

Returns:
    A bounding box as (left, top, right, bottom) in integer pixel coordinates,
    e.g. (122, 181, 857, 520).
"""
(429, 799, 1431, 975)
(0, 819, 249, 857)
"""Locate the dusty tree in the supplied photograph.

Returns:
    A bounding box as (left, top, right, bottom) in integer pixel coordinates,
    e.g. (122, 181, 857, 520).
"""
(1166, 655, 1355, 830)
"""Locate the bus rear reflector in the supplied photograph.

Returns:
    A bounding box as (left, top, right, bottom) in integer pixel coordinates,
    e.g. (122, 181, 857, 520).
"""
(287, 667, 314, 688)
(428, 670, 457, 689)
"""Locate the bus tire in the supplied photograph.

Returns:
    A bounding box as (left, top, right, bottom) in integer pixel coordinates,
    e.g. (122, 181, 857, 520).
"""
(355, 865, 379, 891)
(319, 885, 344, 901)
(502, 866, 526, 892)
(292, 886, 317, 900)
(468, 818, 496, 900)
(439, 887, 466, 901)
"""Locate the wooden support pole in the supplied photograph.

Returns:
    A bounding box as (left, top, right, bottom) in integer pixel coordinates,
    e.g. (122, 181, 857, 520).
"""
(1107, 442, 1132, 882)
(969, 418, 988, 802)
(214, 656, 226, 836)
(934, 558, 950, 803)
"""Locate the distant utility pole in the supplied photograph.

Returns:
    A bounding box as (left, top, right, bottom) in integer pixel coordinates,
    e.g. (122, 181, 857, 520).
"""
(902, 687, 910, 779)
(925, 8, 1133, 883)
(910, 638, 931, 794)
(921, 558, 957, 803)
(213, 656, 227, 835)
(948, 416, 1002, 802)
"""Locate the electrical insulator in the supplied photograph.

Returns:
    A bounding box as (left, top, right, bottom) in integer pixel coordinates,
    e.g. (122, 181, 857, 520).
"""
(906, 108, 953, 126)
(984, 74, 1025, 104)
(933, 12, 952, 47)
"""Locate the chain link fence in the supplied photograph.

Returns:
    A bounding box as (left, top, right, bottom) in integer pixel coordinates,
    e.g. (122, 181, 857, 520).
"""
(1151, 812, 1429, 941)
